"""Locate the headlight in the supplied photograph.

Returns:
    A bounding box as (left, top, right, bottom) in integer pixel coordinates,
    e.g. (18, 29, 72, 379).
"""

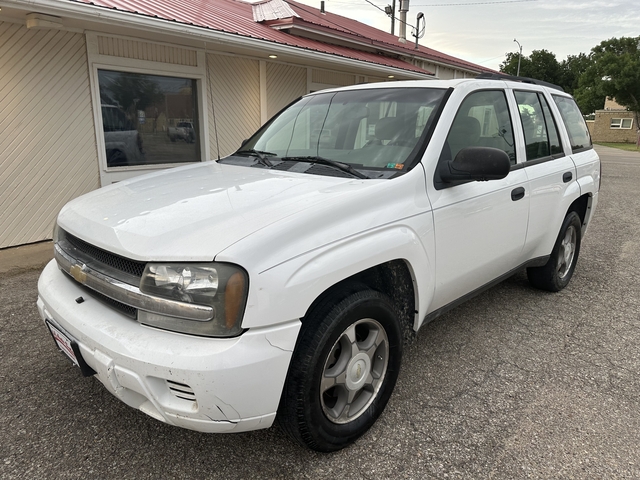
(139, 263, 248, 337)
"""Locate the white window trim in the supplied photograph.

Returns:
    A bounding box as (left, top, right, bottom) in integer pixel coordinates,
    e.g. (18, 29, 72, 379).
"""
(86, 32, 210, 186)
(610, 118, 633, 129)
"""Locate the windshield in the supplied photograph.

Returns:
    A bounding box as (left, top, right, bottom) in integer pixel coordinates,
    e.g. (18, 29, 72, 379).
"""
(234, 87, 447, 175)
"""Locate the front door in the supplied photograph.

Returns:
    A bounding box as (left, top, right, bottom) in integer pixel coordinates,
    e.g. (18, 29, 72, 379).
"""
(429, 89, 529, 311)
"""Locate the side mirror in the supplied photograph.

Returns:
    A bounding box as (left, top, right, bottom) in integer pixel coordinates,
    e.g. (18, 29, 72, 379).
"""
(440, 147, 511, 183)
(240, 138, 250, 147)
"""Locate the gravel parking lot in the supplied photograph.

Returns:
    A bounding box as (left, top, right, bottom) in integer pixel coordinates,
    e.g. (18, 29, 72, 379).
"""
(1, 145, 639, 479)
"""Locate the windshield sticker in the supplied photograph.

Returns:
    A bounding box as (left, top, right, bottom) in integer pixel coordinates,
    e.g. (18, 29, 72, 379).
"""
(386, 163, 404, 169)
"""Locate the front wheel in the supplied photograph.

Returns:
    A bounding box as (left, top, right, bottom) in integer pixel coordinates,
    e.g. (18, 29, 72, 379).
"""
(527, 211, 582, 292)
(278, 288, 402, 452)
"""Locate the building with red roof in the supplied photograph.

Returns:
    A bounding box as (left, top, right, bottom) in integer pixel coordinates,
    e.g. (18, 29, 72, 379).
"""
(0, 0, 493, 248)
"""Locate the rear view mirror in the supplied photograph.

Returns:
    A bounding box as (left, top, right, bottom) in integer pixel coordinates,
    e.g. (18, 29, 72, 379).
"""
(440, 147, 511, 183)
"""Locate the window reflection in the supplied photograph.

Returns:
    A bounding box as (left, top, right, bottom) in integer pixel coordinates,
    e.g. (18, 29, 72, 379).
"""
(98, 70, 200, 168)
(442, 90, 516, 165)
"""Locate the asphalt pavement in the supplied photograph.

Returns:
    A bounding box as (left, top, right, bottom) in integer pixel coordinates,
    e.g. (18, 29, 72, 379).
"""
(1, 145, 639, 479)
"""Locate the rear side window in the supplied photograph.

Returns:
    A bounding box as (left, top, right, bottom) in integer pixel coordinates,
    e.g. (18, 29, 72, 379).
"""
(514, 91, 563, 161)
(442, 90, 516, 165)
(552, 95, 592, 152)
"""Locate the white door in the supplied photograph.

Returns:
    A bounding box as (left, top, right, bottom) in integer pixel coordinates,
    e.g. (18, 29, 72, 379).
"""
(429, 89, 530, 311)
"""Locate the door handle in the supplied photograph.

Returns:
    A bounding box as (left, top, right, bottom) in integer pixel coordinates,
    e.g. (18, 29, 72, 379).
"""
(563, 172, 573, 183)
(511, 186, 525, 201)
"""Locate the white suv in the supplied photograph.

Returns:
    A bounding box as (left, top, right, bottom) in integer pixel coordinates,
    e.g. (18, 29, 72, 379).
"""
(38, 76, 600, 452)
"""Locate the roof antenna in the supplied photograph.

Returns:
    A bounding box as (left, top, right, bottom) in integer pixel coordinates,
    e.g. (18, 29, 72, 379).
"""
(412, 12, 425, 49)
(207, 65, 221, 161)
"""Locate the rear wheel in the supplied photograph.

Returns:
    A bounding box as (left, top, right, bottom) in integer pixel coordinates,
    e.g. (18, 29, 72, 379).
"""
(527, 211, 582, 292)
(278, 287, 402, 452)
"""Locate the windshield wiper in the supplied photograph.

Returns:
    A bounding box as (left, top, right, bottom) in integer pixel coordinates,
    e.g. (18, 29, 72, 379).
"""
(235, 149, 276, 167)
(281, 156, 367, 179)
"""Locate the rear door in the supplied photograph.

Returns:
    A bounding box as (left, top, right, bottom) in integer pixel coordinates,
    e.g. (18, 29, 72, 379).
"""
(511, 88, 579, 260)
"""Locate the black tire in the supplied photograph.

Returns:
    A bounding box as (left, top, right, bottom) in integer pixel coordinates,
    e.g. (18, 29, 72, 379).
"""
(278, 287, 402, 452)
(527, 211, 582, 292)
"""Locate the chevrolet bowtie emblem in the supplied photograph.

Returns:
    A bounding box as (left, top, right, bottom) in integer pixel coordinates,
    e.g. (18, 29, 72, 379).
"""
(70, 264, 88, 284)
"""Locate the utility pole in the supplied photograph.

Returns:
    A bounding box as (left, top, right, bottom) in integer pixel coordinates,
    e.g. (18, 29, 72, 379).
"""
(391, 0, 396, 36)
(385, 1, 396, 36)
(513, 38, 522, 76)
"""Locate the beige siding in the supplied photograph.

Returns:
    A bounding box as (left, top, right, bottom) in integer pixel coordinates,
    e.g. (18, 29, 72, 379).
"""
(312, 69, 355, 86)
(0, 22, 99, 248)
(97, 36, 197, 66)
(267, 63, 307, 119)
(438, 67, 455, 80)
(206, 54, 260, 158)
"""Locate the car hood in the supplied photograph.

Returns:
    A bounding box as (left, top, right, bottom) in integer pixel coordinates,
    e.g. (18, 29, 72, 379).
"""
(57, 161, 368, 261)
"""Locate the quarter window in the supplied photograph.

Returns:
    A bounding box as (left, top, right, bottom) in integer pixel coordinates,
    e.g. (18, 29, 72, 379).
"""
(442, 90, 516, 165)
(552, 95, 592, 153)
(98, 70, 200, 168)
(515, 91, 563, 161)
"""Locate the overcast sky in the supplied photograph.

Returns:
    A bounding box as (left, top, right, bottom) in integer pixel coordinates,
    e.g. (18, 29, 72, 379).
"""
(293, 0, 640, 71)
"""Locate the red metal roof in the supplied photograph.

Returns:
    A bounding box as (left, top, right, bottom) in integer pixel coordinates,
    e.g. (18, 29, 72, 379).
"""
(284, 0, 493, 73)
(70, 0, 490, 75)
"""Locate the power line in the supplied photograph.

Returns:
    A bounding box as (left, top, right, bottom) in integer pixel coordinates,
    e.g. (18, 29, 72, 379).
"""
(360, 0, 418, 32)
(412, 0, 537, 6)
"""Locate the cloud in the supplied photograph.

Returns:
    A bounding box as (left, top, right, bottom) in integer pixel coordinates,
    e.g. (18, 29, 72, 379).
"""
(294, 0, 640, 70)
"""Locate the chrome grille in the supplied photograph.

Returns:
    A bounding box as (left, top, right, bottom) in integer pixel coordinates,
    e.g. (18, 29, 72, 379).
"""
(64, 230, 146, 279)
(54, 243, 214, 322)
(85, 285, 138, 319)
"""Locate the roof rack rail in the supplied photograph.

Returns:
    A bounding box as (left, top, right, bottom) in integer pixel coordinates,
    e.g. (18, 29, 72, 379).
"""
(476, 73, 564, 92)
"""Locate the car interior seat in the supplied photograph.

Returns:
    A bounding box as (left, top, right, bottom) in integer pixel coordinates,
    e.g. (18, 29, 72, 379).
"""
(447, 116, 481, 160)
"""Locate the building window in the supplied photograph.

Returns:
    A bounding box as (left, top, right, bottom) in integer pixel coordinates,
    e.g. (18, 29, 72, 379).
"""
(610, 118, 633, 129)
(98, 69, 200, 167)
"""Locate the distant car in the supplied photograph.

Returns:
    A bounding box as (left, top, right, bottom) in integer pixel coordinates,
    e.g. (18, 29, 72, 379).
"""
(101, 105, 145, 167)
(168, 121, 195, 143)
(40, 76, 599, 452)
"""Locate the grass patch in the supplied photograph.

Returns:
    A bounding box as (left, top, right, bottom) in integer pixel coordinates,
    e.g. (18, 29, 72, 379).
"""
(595, 142, 640, 152)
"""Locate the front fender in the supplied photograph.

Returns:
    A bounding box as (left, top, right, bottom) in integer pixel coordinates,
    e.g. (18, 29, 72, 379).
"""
(239, 216, 435, 331)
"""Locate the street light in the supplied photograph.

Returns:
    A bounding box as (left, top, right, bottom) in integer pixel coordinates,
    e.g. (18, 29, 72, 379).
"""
(514, 38, 522, 77)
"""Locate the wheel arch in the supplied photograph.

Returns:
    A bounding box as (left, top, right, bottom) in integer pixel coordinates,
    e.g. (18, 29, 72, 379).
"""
(567, 193, 593, 234)
(301, 259, 418, 344)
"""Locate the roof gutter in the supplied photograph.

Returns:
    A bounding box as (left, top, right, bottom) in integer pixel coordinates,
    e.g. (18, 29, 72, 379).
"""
(1, 0, 433, 79)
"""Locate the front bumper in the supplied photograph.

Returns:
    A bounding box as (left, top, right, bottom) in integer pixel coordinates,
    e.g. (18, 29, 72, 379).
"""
(37, 260, 300, 433)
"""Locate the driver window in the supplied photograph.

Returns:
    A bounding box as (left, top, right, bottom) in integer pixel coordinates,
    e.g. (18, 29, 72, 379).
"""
(442, 90, 516, 165)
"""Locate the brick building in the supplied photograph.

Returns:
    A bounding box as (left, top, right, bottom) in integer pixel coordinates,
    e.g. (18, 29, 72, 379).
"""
(590, 98, 638, 143)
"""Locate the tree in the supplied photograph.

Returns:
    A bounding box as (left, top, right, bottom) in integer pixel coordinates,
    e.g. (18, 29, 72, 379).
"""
(499, 49, 561, 86)
(559, 53, 591, 95)
(499, 51, 530, 76)
(574, 36, 640, 125)
(100, 72, 165, 128)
